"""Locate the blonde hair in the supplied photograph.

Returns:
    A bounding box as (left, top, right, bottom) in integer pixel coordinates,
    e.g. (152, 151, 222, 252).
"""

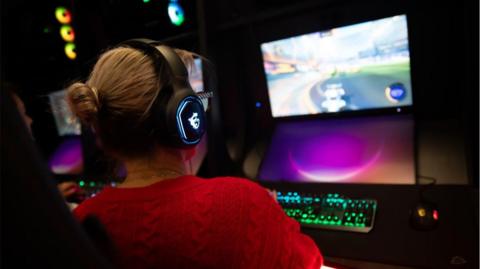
(67, 46, 195, 158)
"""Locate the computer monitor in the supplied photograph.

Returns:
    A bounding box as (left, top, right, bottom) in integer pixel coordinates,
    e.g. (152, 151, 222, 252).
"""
(48, 89, 81, 136)
(48, 89, 83, 175)
(258, 115, 415, 184)
(189, 57, 204, 93)
(261, 14, 412, 118)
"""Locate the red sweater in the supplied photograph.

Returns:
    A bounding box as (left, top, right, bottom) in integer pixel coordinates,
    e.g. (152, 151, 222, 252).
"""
(74, 176, 323, 269)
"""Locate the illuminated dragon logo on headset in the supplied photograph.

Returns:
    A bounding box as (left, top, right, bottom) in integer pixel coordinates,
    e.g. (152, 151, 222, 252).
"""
(188, 112, 200, 130)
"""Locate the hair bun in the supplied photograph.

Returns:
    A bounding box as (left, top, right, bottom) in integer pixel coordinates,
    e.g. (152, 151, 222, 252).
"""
(67, 82, 100, 124)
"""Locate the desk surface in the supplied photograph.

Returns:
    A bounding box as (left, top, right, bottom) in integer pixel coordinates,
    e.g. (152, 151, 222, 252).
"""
(260, 182, 479, 269)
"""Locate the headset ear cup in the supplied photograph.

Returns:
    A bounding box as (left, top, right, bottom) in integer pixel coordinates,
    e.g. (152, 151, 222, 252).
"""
(119, 39, 206, 148)
(166, 90, 206, 148)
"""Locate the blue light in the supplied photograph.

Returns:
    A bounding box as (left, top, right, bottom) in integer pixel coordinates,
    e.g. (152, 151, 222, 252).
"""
(255, 102, 261, 108)
(168, 2, 185, 26)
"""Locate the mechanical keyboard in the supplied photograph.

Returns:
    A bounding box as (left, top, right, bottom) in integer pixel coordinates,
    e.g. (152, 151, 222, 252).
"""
(277, 191, 377, 233)
(78, 180, 119, 198)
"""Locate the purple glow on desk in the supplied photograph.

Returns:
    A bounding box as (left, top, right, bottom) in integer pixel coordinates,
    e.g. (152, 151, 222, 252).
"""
(258, 115, 415, 184)
(49, 137, 83, 175)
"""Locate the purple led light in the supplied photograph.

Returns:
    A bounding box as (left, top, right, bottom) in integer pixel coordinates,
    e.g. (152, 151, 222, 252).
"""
(258, 115, 415, 184)
(287, 134, 384, 182)
(49, 137, 83, 174)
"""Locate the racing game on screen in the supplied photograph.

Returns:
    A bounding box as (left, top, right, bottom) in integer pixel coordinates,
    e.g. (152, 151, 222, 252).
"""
(261, 15, 412, 118)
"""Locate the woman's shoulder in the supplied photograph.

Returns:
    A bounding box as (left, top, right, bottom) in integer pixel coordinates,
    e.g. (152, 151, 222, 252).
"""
(200, 176, 276, 207)
(204, 176, 267, 194)
(72, 189, 115, 221)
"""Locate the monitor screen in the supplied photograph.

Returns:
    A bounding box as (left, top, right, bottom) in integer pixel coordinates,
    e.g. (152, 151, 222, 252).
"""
(48, 89, 83, 175)
(189, 57, 204, 93)
(261, 14, 412, 118)
(258, 115, 415, 184)
(48, 89, 81, 136)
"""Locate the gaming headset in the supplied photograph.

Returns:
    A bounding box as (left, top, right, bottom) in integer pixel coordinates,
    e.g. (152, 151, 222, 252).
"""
(119, 38, 206, 148)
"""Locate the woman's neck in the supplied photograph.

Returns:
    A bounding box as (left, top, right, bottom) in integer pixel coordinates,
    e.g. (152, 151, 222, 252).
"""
(120, 148, 190, 188)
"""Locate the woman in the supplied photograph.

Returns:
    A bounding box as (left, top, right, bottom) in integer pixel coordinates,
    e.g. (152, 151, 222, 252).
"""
(68, 41, 323, 269)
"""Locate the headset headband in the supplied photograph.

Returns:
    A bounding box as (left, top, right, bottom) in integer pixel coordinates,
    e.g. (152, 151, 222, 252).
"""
(117, 38, 206, 148)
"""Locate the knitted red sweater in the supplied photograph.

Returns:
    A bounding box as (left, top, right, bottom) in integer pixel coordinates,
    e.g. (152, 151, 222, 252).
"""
(74, 176, 323, 269)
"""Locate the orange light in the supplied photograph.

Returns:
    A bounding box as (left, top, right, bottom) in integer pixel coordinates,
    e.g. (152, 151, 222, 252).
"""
(65, 43, 77, 60)
(417, 208, 426, 217)
(60, 25, 75, 42)
(55, 7, 72, 24)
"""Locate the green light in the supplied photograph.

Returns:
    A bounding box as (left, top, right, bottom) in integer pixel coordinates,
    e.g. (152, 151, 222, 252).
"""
(60, 25, 75, 42)
(55, 7, 71, 24)
(89, 181, 96, 187)
(43, 27, 51, 33)
(79, 181, 85, 187)
(168, 2, 185, 26)
(143, 0, 150, 3)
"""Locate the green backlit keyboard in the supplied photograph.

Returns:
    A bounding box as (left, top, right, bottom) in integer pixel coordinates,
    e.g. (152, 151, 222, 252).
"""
(277, 191, 377, 233)
(77, 180, 119, 198)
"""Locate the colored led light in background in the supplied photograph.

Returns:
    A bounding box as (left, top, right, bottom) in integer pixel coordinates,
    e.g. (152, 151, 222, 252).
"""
(287, 135, 383, 182)
(79, 180, 85, 187)
(49, 137, 83, 174)
(55, 7, 72, 24)
(255, 101, 262, 108)
(60, 25, 75, 42)
(168, 2, 185, 26)
(433, 210, 439, 220)
(65, 43, 77, 60)
(417, 208, 426, 217)
(143, 0, 150, 3)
